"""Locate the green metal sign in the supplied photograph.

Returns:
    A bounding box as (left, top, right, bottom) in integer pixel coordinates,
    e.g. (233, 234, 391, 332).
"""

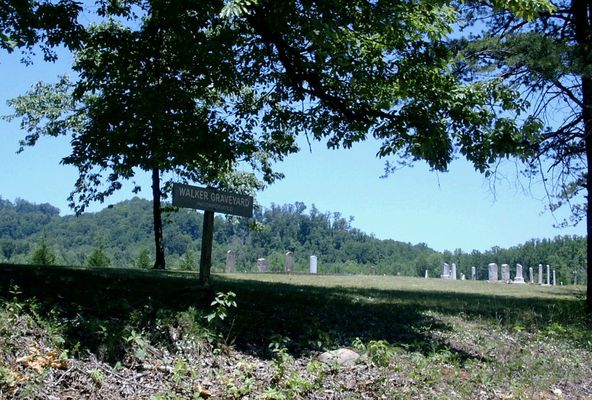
(172, 183, 253, 218)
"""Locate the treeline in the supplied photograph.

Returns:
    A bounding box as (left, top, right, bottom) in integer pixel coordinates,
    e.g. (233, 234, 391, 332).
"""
(0, 197, 586, 283)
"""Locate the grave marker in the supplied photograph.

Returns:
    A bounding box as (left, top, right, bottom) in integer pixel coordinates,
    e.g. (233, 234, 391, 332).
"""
(310, 256, 318, 274)
(547, 264, 551, 285)
(513, 264, 525, 284)
(226, 250, 235, 273)
(441, 263, 451, 280)
(488, 263, 498, 282)
(501, 264, 511, 283)
(284, 251, 294, 273)
(257, 258, 268, 272)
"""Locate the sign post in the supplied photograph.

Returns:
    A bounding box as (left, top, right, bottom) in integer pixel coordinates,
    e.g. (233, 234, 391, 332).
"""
(172, 183, 253, 285)
(199, 210, 215, 286)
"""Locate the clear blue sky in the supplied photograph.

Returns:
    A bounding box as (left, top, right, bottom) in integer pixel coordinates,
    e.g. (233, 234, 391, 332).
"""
(0, 49, 586, 253)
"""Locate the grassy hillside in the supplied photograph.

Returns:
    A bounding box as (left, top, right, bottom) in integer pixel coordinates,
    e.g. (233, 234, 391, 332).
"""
(1, 264, 590, 399)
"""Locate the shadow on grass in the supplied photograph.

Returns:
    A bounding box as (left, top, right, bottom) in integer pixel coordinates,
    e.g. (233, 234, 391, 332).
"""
(1, 264, 587, 364)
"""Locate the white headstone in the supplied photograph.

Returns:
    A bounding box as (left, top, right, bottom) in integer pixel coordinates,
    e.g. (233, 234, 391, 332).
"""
(501, 264, 511, 283)
(529, 266, 534, 283)
(284, 251, 294, 273)
(441, 263, 451, 280)
(460, 273, 466, 280)
(538, 264, 543, 284)
(546, 264, 551, 285)
(471, 266, 476, 280)
(553, 269, 556, 286)
(257, 258, 268, 272)
(310, 255, 318, 274)
(425, 269, 429, 279)
(513, 263, 525, 284)
(451, 263, 457, 280)
(225, 250, 235, 273)
(488, 263, 498, 282)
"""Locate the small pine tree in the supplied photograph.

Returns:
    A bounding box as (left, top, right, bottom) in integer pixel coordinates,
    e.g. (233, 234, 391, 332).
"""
(87, 244, 111, 267)
(29, 235, 57, 265)
(178, 250, 197, 271)
(135, 249, 152, 269)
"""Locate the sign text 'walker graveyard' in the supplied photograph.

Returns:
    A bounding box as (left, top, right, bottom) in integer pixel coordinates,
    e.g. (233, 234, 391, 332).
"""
(172, 183, 253, 218)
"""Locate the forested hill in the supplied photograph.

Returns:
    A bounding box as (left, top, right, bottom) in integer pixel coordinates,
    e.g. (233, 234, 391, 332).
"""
(0, 197, 586, 282)
(0, 197, 437, 274)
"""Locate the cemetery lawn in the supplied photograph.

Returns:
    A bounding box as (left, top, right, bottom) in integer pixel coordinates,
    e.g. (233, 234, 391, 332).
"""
(1, 264, 591, 399)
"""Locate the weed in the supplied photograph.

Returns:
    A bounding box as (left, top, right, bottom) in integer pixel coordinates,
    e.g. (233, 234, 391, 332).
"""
(220, 363, 256, 399)
(124, 329, 148, 362)
(171, 357, 190, 386)
(206, 291, 236, 323)
(205, 291, 237, 346)
(262, 387, 287, 400)
(88, 368, 104, 385)
(306, 359, 328, 384)
(269, 334, 292, 382)
(0, 366, 17, 391)
(352, 338, 397, 367)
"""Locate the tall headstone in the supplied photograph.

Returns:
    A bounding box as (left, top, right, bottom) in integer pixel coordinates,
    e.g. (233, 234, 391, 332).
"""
(553, 269, 556, 286)
(529, 266, 534, 283)
(451, 263, 457, 280)
(225, 250, 235, 273)
(546, 264, 550, 285)
(538, 264, 543, 284)
(513, 263, 525, 284)
(441, 263, 451, 280)
(310, 255, 318, 274)
(257, 258, 268, 272)
(284, 251, 294, 273)
(488, 263, 498, 282)
(471, 266, 476, 280)
(425, 269, 429, 279)
(501, 264, 511, 283)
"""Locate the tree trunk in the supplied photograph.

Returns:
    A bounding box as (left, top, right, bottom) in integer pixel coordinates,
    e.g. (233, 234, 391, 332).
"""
(199, 210, 215, 286)
(584, 75, 592, 313)
(585, 92, 592, 312)
(152, 167, 166, 269)
(573, 0, 592, 313)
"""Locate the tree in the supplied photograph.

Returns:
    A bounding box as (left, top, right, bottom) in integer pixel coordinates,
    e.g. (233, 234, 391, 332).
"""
(0, 239, 15, 261)
(86, 241, 111, 267)
(1, 0, 82, 60)
(457, 0, 592, 311)
(178, 249, 198, 271)
(135, 249, 152, 269)
(7, 1, 287, 270)
(29, 234, 56, 265)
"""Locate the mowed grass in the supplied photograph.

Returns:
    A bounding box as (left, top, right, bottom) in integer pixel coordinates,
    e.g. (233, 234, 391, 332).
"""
(216, 273, 587, 352)
(1, 264, 591, 398)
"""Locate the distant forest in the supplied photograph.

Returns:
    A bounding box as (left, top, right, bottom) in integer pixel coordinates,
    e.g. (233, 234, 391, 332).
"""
(0, 197, 587, 284)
